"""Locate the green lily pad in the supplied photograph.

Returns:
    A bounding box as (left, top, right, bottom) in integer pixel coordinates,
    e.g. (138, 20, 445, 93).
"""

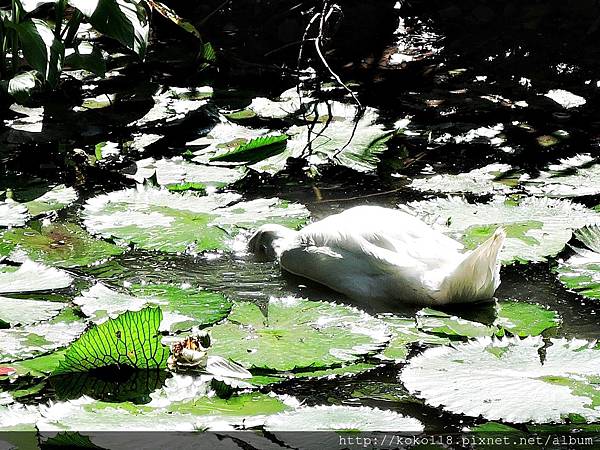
(0, 309, 86, 363)
(405, 196, 600, 263)
(75, 283, 231, 332)
(494, 301, 561, 337)
(9, 350, 67, 378)
(0, 201, 28, 228)
(264, 405, 423, 431)
(208, 297, 390, 372)
(0, 261, 72, 293)
(557, 225, 600, 299)
(524, 154, 600, 198)
(127, 157, 246, 190)
(54, 307, 170, 374)
(81, 187, 309, 253)
(210, 135, 288, 164)
(0, 297, 65, 326)
(417, 308, 497, 338)
(376, 315, 450, 362)
(24, 185, 78, 217)
(0, 222, 124, 268)
(401, 336, 600, 423)
(409, 164, 516, 195)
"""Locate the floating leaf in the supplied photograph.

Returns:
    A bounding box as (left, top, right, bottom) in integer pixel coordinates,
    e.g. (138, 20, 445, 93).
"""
(74, 283, 231, 332)
(264, 405, 423, 431)
(208, 297, 390, 372)
(248, 87, 306, 119)
(0, 297, 65, 327)
(0, 222, 124, 268)
(494, 301, 560, 337)
(0, 201, 28, 228)
(210, 135, 288, 164)
(523, 155, 600, 198)
(405, 196, 600, 263)
(417, 308, 496, 338)
(127, 157, 246, 189)
(557, 225, 600, 299)
(23, 185, 78, 217)
(376, 315, 450, 362)
(0, 310, 85, 363)
(81, 186, 309, 253)
(0, 261, 72, 293)
(409, 164, 516, 195)
(544, 89, 586, 109)
(55, 307, 169, 374)
(401, 336, 600, 423)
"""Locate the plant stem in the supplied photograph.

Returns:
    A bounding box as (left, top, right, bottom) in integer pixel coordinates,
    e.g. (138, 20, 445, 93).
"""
(54, 0, 66, 40)
(63, 11, 82, 48)
(10, 0, 19, 76)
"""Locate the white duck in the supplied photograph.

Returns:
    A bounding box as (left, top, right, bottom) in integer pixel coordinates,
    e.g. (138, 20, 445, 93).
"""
(249, 205, 505, 306)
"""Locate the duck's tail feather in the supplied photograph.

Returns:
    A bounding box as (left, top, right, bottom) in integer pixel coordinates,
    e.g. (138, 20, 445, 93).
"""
(438, 228, 506, 303)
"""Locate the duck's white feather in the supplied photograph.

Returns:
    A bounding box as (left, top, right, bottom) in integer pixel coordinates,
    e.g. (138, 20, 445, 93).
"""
(251, 205, 505, 305)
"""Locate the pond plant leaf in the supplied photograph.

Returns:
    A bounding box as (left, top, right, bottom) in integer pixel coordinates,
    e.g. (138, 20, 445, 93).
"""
(3, 71, 40, 102)
(264, 405, 423, 431)
(0, 260, 72, 293)
(54, 307, 170, 374)
(81, 186, 309, 253)
(0, 310, 86, 363)
(409, 164, 516, 195)
(0, 201, 28, 228)
(74, 283, 231, 332)
(209, 135, 288, 164)
(127, 157, 246, 190)
(23, 185, 78, 217)
(405, 196, 600, 263)
(416, 308, 496, 338)
(557, 225, 600, 299)
(0, 297, 65, 327)
(208, 297, 390, 372)
(0, 222, 124, 268)
(401, 336, 600, 423)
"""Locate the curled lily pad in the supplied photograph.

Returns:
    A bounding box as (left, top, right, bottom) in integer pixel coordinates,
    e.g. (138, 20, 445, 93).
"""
(0, 260, 72, 293)
(0, 297, 65, 327)
(0, 222, 124, 268)
(409, 164, 516, 195)
(75, 283, 231, 332)
(0, 201, 28, 228)
(0, 309, 86, 363)
(405, 196, 600, 263)
(557, 225, 600, 299)
(264, 405, 423, 431)
(81, 186, 309, 253)
(54, 307, 170, 374)
(127, 157, 246, 190)
(401, 336, 600, 423)
(208, 297, 390, 372)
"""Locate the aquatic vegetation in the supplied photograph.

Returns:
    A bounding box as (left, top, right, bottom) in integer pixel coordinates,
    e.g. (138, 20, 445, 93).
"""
(0, 260, 72, 293)
(401, 336, 600, 423)
(557, 225, 600, 299)
(405, 196, 600, 264)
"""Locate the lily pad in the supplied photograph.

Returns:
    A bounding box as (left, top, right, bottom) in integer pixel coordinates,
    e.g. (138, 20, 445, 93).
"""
(376, 315, 450, 362)
(544, 89, 586, 109)
(126, 157, 246, 190)
(0, 222, 124, 268)
(24, 185, 78, 217)
(557, 225, 600, 299)
(0, 297, 65, 327)
(417, 308, 496, 338)
(74, 283, 231, 332)
(401, 336, 600, 423)
(409, 164, 516, 195)
(81, 186, 309, 253)
(0, 309, 86, 363)
(0, 261, 72, 293)
(264, 405, 423, 431)
(55, 307, 170, 374)
(286, 104, 392, 173)
(523, 154, 600, 198)
(405, 196, 600, 263)
(208, 297, 390, 372)
(0, 201, 28, 228)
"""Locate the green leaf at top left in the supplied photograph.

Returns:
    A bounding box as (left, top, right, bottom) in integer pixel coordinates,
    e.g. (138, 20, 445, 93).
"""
(12, 18, 64, 86)
(0, 222, 124, 268)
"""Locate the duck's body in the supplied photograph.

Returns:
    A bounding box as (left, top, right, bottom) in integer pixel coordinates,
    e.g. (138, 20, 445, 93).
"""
(249, 206, 505, 306)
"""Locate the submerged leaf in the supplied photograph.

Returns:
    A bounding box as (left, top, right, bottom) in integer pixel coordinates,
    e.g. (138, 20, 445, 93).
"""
(401, 336, 600, 423)
(55, 307, 170, 374)
(405, 196, 600, 263)
(208, 297, 390, 371)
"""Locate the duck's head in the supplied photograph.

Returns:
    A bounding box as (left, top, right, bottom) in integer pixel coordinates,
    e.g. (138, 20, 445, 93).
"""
(249, 224, 296, 260)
